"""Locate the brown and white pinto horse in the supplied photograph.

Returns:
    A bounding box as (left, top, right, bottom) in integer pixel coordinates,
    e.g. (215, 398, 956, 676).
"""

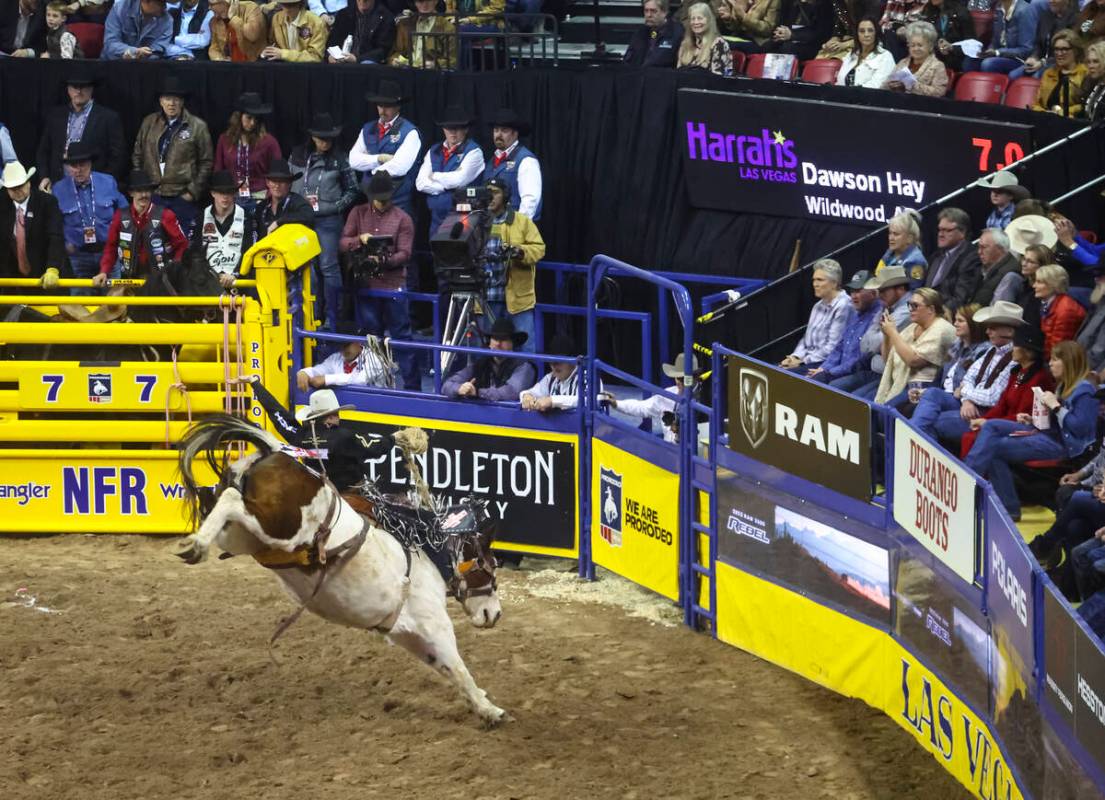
(174, 415, 506, 725)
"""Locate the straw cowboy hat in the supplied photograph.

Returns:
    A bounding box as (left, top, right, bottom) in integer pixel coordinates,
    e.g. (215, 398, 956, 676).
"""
(56, 303, 128, 323)
(974, 301, 1026, 327)
(1, 161, 35, 189)
(863, 265, 910, 290)
(295, 388, 354, 422)
(662, 353, 699, 379)
(1005, 214, 1058, 255)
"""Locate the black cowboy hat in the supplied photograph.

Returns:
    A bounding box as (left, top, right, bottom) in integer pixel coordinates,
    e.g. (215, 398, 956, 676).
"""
(367, 171, 395, 201)
(364, 79, 404, 106)
(487, 317, 528, 347)
(306, 111, 342, 139)
(488, 108, 530, 136)
(435, 105, 475, 128)
(209, 170, 244, 194)
(65, 68, 97, 87)
(62, 141, 98, 164)
(1013, 325, 1045, 353)
(546, 334, 577, 359)
(127, 170, 159, 192)
(236, 91, 272, 116)
(159, 75, 190, 98)
(264, 159, 302, 181)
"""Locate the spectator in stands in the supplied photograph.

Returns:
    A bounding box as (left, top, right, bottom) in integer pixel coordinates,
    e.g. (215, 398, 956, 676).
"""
(856, 266, 913, 398)
(623, 0, 683, 67)
(1029, 446, 1105, 572)
(261, 0, 327, 61)
(966, 339, 1098, 520)
(765, 0, 832, 62)
(0, 161, 66, 290)
(968, 0, 1040, 74)
(814, 0, 874, 60)
(445, 0, 503, 69)
(779, 259, 850, 373)
(960, 323, 1052, 457)
(42, 2, 83, 57)
(132, 77, 213, 238)
(297, 322, 393, 389)
(350, 81, 422, 219)
(605, 353, 698, 443)
(1053, 213, 1104, 270)
(416, 106, 485, 238)
(308, 0, 344, 25)
(484, 109, 542, 221)
(482, 177, 545, 353)
(1034, 29, 1088, 115)
(521, 334, 584, 412)
(677, 2, 733, 74)
(94, 170, 189, 285)
(1, 0, 47, 56)
(36, 71, 127, 188)
(253, 159, 315, 239)
(1077, 0, 1105, 43)
(977, 171, 1029, 231)
(208, 0, 267, 61)
(66, 0, 110, 24)
(808, 269, 884, 388)
(874, 286, 957, 406)
(716, 0, 779, 55)
(971, 228, 1023, 305)
(54, 142, 127, 292)
(192, 171, 254, 288)
(935, 302, 987, 392)
(213, 93, 281, 214)
(1007, 213, 1057, 317)
(1081, 41, 1105, 122)
(922, 0, 971, 70)
(102, 0, 181, 59)
(170, 0, 214, 58)
(389, 0, 457, 68)
(884, 20, 950, 96)
(339, 172, 418, 389)
(836, 17, 896, 87)
(879, 0, 924, 60)
(1016, 0, 1077, 79)
(443, 318, 536, 401)
(1072, 536, 1105, 613)
(876, 210, 927, 284)
(924, 208, 980, 312)
(1076, 260, 1105, 374)
(290, 112, 359, 331)
(0, 123, 15, 165)
(327, 0, 395, 63)
(910, 300, 1021, 443)
(1014, 241, 1054, 327)
(1036, 264, 1086, 355)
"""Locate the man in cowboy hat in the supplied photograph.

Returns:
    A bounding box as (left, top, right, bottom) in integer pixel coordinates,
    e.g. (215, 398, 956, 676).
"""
(521, 334, 595, 412)
(131, 75, 213, 237)
(388, 0, 455, 69)
(977, 170, 1030, 231)
(327, 0, 396, 63)
(911, 300, 1024, 446)
(924, 208, 981, 313)
(0, 160, 66, 291)
(253, 159, 315, 239)
(970, 228, 1022, 306)
(101, 0, 176, 58)
(339, 171, 416, 388)
(53, 141, 128, 294)
(94, 170, 189, 286)
(262, 0, 327, 61)
(349, 80, 422, 218)
(442, 317, 536, 401)
(416, 105, 486, 237)
(297, 321, 393, 390)
(207, 0, 267, 61)
(605, 353, 697, 443)
(854, 266, 912, 397)
(192, 170, 254, 288)
(36, 69, 126, 189)
(483, 108, 542, 221)
(809, 270, 885, 390)
(169, 0, 214, 59)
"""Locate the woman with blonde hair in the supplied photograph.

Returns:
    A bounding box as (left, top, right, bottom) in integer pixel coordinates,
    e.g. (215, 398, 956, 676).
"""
(1036, 264, 1087, 356)
(874, 286, 957, 407)
(966, 339, 1099, 520)
(1080, 40, 1105, 122)
(678, 2, 734, 74)
(876, 209, 927, 284)
(1034, 29, 1089, 117)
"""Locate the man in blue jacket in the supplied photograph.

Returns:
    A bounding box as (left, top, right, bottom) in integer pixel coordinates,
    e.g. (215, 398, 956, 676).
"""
(807, 270, 883, 389)
(101, 0, 189, 59)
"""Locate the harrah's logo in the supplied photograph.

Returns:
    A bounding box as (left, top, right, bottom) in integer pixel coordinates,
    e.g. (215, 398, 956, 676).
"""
(685, 122, 798, 170)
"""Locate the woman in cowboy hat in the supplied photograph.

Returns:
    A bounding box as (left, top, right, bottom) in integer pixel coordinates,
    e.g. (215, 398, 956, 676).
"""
(253, 158, 315, 239)
(289, 112, 360, 330)
(213, 92, 281, 213)
(415, 105, 486, 236)
(442, 317, 536, 401)
(605, 353, 698, 443)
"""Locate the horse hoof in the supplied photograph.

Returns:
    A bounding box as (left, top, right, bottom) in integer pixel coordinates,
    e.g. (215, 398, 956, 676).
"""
(480, 706, 507, 728)
(174, 541, 204, 565)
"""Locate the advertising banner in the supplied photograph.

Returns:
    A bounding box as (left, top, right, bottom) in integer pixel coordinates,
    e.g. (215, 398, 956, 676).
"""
(985, 496, 1036, 676)
(678, 89, 1033, 226)
(893, 419, 978, 584)
(726, 355, 871, 501)
(591, 437, 680, 601)
(346, 411, 578, 556)
(1044, 585, 1078, 730)
(1074, 624, 1105, 776)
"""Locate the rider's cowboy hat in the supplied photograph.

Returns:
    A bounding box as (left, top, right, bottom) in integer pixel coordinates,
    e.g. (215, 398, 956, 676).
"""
(1005, 214, 1058, 255)
(974, 301, 1026, 328)
(662, 353, 699, 379)
(295, 388, 354, 422)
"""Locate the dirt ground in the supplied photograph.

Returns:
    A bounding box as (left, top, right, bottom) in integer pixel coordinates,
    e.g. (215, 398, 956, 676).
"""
(0, 535, 971, 800)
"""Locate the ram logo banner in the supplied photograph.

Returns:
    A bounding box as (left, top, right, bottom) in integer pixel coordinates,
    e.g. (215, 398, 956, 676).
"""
(599, 467, 623, 547)
(738, 368, 769, 449)
(87, 373, 112, 403)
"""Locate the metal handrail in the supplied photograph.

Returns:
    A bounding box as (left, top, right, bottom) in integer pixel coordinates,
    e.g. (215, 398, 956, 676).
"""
(410, 12, 560, 68)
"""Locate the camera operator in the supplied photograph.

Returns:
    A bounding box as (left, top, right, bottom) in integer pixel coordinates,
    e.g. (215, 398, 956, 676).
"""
(339, 171, 418, 390)
(482, 178, 544, 353)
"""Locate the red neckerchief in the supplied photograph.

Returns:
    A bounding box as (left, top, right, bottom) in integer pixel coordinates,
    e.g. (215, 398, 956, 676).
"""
(343, 360, 356, 374)
(442, 143, 457, 162)
(493, 141, 516, 167)
(377, 121, 390, 138)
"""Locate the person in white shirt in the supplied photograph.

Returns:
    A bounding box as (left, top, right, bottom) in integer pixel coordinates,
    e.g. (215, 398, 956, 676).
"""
(520, 335, 588, 412)
(297, 324, 393, 390)
(169, 0, 214, 59)
(415, 105, 486, 237)
(348, 80, 422, 218)
(482, 108, 542, 221)
(836, 17, 897, 88)
(604, 353, 697, 443)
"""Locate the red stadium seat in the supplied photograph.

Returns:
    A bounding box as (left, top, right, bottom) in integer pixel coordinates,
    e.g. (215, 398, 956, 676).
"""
(800, 58, 842, 84)
(69, 23, 104, 59)
(970, 9, 994, 41)
(945, 68, 957, 96)
(954, 71, 1009, 103)
(1004, 77, 1041, 109)
(744, 53, 798, 79)
(1024, 460, 1063, 468)
(729, 48, 746, 75)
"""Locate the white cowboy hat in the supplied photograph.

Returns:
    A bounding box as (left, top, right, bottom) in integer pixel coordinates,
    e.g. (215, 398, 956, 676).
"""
(662, 353, 699, 379)
(295, 389, 354, 423)
(1, 161, 35, 189)
(977, 170, 1020, 190)
(863, 265, 911, 291)
(974, 301, 1025, 328)
(1005, 214, 1058, 256)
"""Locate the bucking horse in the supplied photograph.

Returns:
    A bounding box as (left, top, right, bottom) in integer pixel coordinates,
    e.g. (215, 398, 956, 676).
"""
(173, 414, 506, 726)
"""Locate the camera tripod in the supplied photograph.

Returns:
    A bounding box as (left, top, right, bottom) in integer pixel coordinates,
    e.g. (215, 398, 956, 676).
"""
(440, 289, 496, 376)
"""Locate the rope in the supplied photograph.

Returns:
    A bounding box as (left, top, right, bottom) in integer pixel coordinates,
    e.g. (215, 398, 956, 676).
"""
(164, 346, 193, 447)
(392, 427, 433, 509)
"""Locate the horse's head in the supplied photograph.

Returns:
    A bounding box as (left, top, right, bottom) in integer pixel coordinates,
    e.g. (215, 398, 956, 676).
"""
(451, 523, 502, 629)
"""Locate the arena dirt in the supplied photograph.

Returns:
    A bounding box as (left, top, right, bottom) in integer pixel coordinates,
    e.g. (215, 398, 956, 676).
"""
(0, 535, 971, 800)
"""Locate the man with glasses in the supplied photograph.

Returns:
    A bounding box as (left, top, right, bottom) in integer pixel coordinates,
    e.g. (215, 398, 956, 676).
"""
(924, 207, 981, 312)
(853, 266, 912, 399)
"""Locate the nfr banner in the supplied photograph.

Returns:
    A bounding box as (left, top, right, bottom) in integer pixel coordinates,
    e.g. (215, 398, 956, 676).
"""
(726, 355, 871, 501)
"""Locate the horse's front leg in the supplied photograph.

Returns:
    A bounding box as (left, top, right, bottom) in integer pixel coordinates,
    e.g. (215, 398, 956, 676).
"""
(176, 488, 257, 564)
